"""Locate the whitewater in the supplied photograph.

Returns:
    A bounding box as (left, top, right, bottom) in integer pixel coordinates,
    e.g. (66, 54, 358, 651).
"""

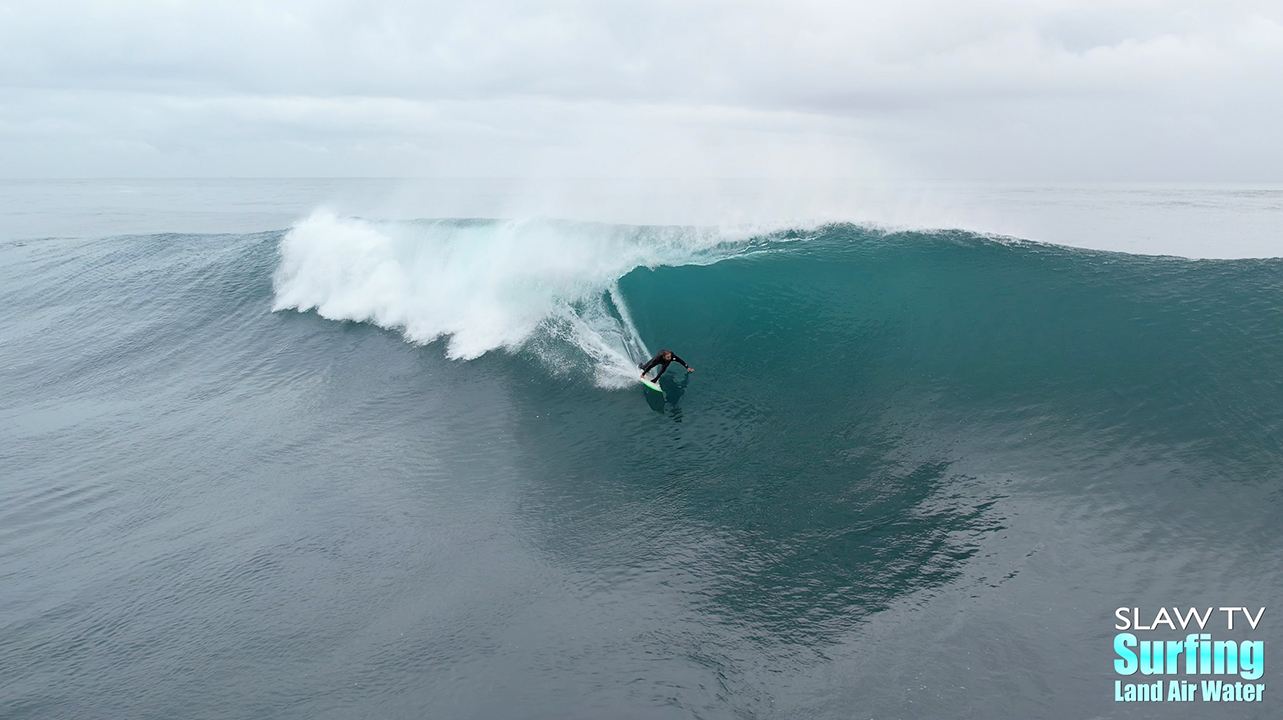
(270, 213, 800, 387)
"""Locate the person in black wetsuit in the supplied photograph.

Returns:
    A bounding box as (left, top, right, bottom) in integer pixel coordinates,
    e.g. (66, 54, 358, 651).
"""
(639, 349, 694, 382)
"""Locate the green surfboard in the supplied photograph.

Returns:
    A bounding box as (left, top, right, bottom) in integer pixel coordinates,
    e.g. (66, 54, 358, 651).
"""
(640, 377, 662, 392)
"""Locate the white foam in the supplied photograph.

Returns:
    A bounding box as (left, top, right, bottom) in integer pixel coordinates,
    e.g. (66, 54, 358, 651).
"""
(271, 211, 749, 387)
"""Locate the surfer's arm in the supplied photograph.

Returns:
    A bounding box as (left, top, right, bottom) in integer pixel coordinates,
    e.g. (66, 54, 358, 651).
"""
(671, 355, 693, 371)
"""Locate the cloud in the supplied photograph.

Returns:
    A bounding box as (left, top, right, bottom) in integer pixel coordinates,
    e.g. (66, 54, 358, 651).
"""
(0, 0, 1280, 179)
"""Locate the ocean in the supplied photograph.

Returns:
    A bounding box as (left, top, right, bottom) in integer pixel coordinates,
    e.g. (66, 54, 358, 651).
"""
(2, 179, 1281, 719)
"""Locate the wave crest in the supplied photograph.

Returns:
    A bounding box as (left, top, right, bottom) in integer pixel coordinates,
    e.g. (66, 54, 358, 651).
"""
(271, 212, 754, 386)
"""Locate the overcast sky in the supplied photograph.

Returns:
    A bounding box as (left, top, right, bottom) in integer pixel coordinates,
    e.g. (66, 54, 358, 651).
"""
(1, 0, 1280, 180)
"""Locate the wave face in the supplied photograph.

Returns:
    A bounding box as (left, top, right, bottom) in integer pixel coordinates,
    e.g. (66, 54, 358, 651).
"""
(271, 216, 1283, 635)
(273, 216, 1283, 633)
(273, 213, 1283, 449)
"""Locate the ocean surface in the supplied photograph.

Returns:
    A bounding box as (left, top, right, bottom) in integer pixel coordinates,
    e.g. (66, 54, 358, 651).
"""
(2, 180, 1281, 719)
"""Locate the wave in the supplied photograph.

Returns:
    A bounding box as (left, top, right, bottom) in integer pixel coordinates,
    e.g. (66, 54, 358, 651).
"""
(14, 213, 1283, 649)
(271, 211, 1283, 464)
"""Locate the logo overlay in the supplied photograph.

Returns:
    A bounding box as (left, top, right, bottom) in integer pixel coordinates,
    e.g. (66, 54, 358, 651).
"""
(1114, 607, 1266, 703)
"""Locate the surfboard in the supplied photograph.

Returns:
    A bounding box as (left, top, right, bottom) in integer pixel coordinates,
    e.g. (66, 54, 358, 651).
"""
(640, 377, 662, 392)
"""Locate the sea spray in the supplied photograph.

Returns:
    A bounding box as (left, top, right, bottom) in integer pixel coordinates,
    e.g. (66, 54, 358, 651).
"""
(271, 212, 759, 386)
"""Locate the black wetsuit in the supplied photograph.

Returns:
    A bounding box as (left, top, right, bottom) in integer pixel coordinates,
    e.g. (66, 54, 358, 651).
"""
(639, 350, 688, 381)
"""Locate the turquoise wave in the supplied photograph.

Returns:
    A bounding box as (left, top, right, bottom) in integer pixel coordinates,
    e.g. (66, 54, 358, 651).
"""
(504, 225, 1283, 634)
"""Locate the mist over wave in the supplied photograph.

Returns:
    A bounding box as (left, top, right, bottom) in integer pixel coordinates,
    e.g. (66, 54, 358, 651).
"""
(271, 212, 776, 386)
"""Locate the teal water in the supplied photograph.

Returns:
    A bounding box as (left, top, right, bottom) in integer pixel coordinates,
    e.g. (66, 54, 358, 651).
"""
(2, 210, 1280, 718)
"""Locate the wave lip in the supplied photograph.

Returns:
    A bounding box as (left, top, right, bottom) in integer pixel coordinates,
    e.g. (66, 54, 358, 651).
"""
(271, 212, 755, 386)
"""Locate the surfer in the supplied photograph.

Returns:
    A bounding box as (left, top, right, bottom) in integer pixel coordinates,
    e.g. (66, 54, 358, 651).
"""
(639, 349, 694, 382)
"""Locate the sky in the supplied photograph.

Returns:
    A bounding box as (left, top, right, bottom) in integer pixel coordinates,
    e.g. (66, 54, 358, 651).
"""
(1, 0, 1281, 180)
